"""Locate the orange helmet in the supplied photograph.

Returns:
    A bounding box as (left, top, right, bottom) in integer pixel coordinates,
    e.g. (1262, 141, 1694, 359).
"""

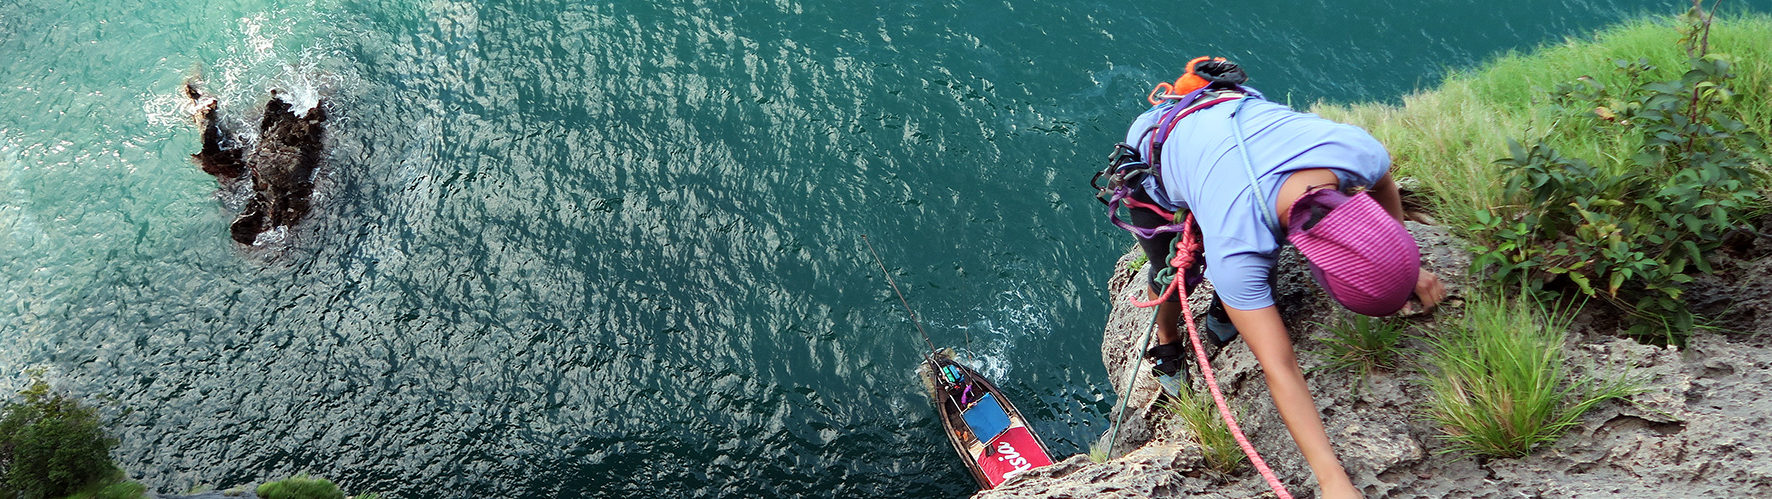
(1147, 56, 1247, 105)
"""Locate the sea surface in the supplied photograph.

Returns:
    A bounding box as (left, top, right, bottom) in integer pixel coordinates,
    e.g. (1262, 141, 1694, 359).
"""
(0, 0, 1696, 496)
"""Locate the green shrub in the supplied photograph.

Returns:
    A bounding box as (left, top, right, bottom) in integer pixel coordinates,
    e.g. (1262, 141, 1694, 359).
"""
(1471, 6, 1766, 343)
(256, 474, 345, 499)
(1159, 387, 1244, 473)
(1421, 295, 1635, 457)
(1310, 314, 1408, 383)
(0, 374, 121, 499)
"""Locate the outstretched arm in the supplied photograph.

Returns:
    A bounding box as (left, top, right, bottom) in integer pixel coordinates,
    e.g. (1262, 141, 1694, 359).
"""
(1370, 173, 1407, 222)
(1225, 304, 1363, 499)
(1369, 173, 1449, 310)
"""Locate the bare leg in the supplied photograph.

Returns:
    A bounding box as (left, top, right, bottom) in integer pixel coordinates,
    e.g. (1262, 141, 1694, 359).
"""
(1147, 285, 1182, 347)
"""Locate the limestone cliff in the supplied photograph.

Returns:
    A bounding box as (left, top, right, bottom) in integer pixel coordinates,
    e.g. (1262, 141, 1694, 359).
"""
(979, 222, 1772, 498)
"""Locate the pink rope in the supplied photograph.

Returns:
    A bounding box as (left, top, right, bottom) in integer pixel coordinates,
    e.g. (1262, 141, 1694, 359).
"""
(1132, 214, 1293, 499)
(1121, 196, 1174, 220)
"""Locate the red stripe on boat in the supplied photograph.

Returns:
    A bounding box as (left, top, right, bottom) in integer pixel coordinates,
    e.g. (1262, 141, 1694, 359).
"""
(976, 426, 1053, 487)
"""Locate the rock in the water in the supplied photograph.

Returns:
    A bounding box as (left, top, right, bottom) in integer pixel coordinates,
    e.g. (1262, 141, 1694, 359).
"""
(186, 83, 327, 245)
(184, 83, 245, 180)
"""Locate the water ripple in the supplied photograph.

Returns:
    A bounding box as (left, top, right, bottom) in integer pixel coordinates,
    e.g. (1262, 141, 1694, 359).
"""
(0, 0, 1681, 496)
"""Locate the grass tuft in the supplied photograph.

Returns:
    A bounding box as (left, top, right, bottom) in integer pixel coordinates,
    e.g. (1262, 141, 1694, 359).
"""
(1421, 294, 1637, 457)
(1311, 314, 1408, 383)
(66, 478, 148, 499)
(256, 473, 346, 499)
(1159, 388, 1245, 473)
(1086, 441, 1110, 463)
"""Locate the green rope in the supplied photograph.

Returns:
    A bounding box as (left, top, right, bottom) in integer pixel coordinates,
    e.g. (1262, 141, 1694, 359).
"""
(1105, 305, 1162, 458)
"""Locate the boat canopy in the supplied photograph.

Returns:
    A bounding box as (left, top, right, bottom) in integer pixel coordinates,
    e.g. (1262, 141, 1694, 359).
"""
(963, 393, 1012, 442)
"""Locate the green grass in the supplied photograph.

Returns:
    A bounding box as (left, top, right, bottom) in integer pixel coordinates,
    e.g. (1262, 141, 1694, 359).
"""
(64, 478, 147, 499)
(256, 474, 345, 499)
(1311, 13, 1772, 239)
(1421, 295, 1637, 457)
(253, 475, 378, 499)
(1087, 441, 1110, 463)
(1159, 388, 1245, 473)
(1311, 314, 1408, 383)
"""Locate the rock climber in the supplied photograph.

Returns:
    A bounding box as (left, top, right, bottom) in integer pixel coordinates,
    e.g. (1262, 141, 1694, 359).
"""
(1093, 57, 1447, 498)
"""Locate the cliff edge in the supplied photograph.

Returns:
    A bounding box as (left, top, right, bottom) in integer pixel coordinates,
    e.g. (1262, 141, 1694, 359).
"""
(979, 221, 1772, 498)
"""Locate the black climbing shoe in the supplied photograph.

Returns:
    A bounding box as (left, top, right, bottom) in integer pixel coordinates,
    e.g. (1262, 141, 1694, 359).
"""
(1145, 342, 1190, 400)
(1204, 295, 1240, 346)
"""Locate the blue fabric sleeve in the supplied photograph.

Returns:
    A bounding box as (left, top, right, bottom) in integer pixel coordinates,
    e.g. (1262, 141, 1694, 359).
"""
(1203, 237, 1276, 310)
(1314, 124, 1390, 189)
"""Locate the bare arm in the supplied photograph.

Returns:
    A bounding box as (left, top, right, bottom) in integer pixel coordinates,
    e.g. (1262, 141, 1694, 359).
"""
(1224, 304, 1362, 499)
(1370, 173, 1406, 222)
(1368, 173, 1449, 310)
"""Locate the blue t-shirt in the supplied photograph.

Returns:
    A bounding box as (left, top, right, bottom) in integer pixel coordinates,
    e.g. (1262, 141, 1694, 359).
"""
(1124, 95, 1391, 311)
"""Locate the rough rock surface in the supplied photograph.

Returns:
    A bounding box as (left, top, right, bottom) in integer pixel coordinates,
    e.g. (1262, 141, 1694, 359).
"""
(186, 83, 328, 245)
(979, 221, 1772, 498)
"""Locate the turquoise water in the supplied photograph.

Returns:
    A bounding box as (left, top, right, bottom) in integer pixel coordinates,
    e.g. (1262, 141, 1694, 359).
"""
(0, 0, 1696, 496)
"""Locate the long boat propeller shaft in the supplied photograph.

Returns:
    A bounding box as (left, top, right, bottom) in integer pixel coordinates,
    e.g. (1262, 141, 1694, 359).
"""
(862, 235, 940, 355)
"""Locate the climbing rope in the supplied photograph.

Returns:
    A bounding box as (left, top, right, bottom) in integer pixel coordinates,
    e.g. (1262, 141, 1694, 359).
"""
(1104, 301, 1161, 463)
(1121, 213, 1293, 499)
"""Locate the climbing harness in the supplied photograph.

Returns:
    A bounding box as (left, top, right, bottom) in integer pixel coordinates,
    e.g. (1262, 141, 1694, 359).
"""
(1091, 89, 1244, 241)
(1097, 59, 1294, 499)
(1092, 55, 1250, 241)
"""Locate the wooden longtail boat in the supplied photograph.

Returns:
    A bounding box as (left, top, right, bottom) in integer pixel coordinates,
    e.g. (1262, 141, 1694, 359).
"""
(918, 350, 1056, 489)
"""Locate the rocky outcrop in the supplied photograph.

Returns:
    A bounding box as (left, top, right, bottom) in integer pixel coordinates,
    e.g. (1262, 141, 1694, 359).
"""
(185, 82, 328, 245)
(980, 221, 1772, 498)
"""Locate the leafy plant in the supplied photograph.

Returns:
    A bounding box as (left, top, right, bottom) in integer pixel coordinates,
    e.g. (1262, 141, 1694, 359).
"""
(1159, 388, 1244, 473)
(1421, 295, 1636, 457)
(1310, 314, 1408, 382)
(0, 372, 124, 499)
(1128, 254, 1148, 275)
(1471, 3, 1767, 343)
